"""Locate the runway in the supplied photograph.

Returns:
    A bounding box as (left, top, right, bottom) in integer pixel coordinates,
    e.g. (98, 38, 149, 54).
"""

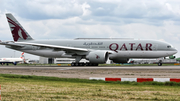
(0, 66, 180, 79)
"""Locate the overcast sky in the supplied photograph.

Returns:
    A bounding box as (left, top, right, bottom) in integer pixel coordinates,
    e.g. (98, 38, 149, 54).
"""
(0, 0, 180, 59)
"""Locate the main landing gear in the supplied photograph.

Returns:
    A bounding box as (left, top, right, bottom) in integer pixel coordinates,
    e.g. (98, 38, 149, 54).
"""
(72, 56, 99, 66)
(71, 62, 99, 66)
(158, 60, 162, 66)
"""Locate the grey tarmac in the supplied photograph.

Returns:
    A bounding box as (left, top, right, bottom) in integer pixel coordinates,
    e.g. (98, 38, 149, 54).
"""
(0, 66, 180, 79)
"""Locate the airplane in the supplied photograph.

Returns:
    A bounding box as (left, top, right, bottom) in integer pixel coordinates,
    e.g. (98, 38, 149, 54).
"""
(0, 52, 26, 65)
(0, 13, 178, 66)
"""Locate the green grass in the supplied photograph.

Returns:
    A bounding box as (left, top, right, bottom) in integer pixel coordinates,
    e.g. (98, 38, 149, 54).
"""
(0, 74, 180, 100)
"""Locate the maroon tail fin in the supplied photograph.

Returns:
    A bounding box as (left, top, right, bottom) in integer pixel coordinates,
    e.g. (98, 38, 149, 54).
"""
(6, 13, 33, 41)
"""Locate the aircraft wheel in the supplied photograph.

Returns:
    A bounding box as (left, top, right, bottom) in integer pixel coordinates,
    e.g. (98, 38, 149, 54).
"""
(71, 62, 85, 66)
(71, 63, 75, 66)
(158, 62, 162, 66)
(71, 63, 78, 66)
(75, 63, 80, 66)
(86, 63, 98, 66)
(85, 63, 90, 66)
(94, 64, 98, 66)
(89, 63, 93, 66)
(79, 63, 85, 66)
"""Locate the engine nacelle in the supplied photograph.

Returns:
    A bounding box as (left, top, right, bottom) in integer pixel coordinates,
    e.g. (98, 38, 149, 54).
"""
(86, 51, 108, 64)
(110, 58, 129, 63)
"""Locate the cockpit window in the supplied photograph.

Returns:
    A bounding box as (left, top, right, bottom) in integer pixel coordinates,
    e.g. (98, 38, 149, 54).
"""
(167, 46, 171, 48)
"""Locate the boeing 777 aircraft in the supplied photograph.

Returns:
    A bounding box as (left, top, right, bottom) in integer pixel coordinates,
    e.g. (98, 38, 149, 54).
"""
(0, 13, 178, 66)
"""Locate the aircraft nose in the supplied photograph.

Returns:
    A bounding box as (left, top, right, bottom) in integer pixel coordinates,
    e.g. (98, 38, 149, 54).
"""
(166, 48, 178, 56)
(173, 48, 178, 54)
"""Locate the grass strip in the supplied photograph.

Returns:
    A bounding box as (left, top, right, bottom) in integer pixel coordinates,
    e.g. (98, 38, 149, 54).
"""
(1, 74, 180, 100)
(1, 73, 180, 86)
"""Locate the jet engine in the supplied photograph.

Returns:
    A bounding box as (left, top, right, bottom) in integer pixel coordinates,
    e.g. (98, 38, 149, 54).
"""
(86, 51, 108, 64)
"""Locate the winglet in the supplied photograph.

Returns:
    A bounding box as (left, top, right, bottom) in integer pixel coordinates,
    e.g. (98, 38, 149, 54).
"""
(6, 13, 33, 42)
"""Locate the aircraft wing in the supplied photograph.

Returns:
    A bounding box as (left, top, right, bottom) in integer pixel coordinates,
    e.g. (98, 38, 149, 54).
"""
(16, 42, 89, 52)
(0, 41, 24, 47)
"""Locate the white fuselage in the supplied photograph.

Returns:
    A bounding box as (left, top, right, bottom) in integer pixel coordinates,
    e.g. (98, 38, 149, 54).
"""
(7, 39, 177, 59)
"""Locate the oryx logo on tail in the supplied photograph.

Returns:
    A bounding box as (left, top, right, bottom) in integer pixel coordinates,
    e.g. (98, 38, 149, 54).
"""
(7, 17, 28, 41)
(6, 13, 33, 42)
